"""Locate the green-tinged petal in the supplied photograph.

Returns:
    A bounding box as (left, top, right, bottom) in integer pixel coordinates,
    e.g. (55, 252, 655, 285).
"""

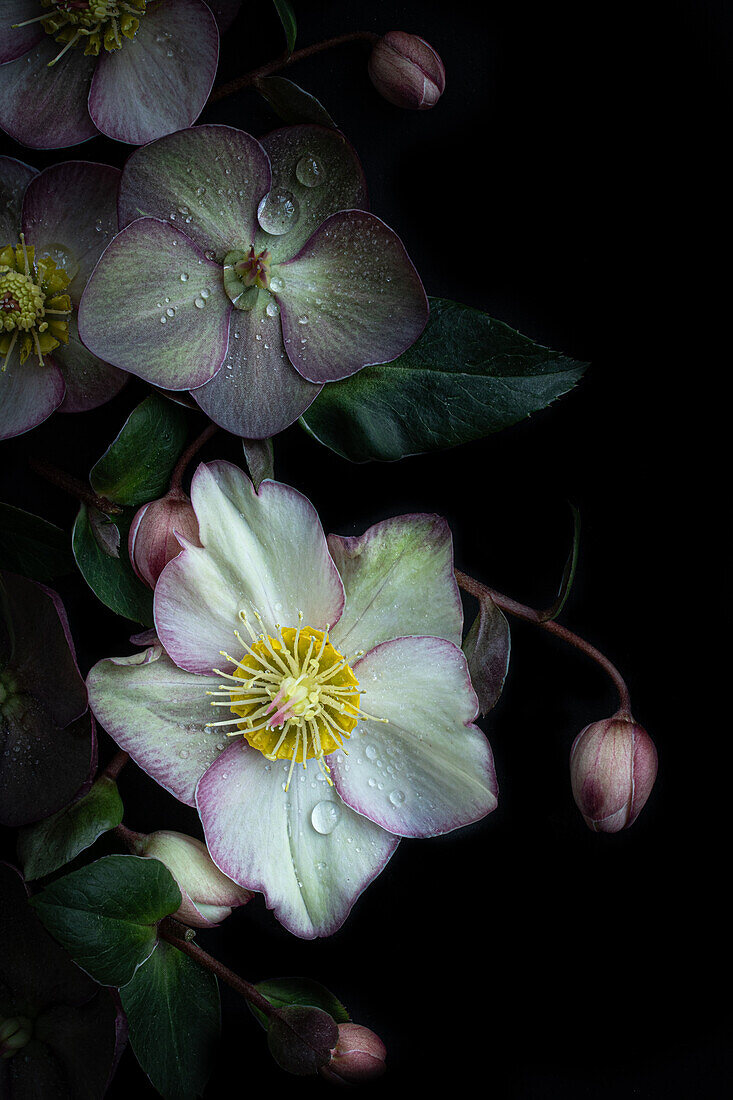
(0, 155, 36, 243)
(154, 461, 344, 674)
(118, 125, 271, 259)
(191, 294, 322, 438)
(277, 210, 428, 382)
(86, 646, 227, 807)
(256, 124, 367, 263)
(328, 514, 463, 657)
(78, 217, 230, 390)
(0, 39, 98, 150)
(331, 637, 498, 837)
(54, 316, 127, 413)
(0, 355, 65, 441)
(197, 744, 399, 939)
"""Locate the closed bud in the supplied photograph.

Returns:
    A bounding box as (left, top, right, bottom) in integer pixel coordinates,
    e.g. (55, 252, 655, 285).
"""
(128, 490, 201, 589)
(136, 830, 252, 928)
(570, 714, 658, 833)
(368, 31, 445, 110)
(320, 1023, 387, 1085)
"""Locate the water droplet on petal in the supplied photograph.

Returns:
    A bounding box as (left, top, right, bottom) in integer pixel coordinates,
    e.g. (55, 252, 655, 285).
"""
(311, 800, 342, 835)
(194, 297, 205, 309)
(266, 299, 280, 317)
(296, 154, 326, 188)
(389, 789, 406, 806)
(257, 190, 300, 235)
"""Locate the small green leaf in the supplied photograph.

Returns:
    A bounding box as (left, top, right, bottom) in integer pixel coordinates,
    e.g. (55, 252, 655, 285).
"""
(73, 504, 153, 624)
(18, 776, 124, 881)
(301, 297, 589, 462)
(272, 0, 296, 53)
(30, 855, 181, 987)
(89, 394, 188, 508)
(255, 75, 336, 128)
(242, 437, 275, 489)
(120, 940, 220, 1100)
(249, 977, 350, 1031)
(0, 503, 74, 582)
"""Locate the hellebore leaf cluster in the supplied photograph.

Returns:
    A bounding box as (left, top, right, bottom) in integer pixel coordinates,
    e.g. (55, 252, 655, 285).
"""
(0, 0, 238, 148)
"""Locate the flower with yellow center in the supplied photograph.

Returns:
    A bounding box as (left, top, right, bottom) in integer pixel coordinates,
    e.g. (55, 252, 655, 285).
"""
(87, 461, 499, 940)
(0, 237, 71, 370)
(30, 0, 148, 65)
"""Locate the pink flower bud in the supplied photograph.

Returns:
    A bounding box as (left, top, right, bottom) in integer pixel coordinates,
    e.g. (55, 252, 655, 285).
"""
(570, 715, 658, 832)
(320, 1023, 387, 1085)
(128, 490, 201, 589)
(136, 830, 252, 928)
(368, 31, 446, 110)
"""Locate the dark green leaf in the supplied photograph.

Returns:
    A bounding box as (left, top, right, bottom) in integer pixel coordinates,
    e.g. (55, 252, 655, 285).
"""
(255, 75, 336, 128)
(30, 855, 181, 987)
(301, 297, 589, 462)
(73, 504, 153, 625)
(120, 940, 220, 1100)
(249, 977, 349, 1031)
(89, 394, 188, 508)
(271, 0, 296, 53)
(0, 503, 74, 583)
(18, 776, 124, 881)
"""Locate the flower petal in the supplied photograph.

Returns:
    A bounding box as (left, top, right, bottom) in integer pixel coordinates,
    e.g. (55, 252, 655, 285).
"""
(0, 0, 45, 62)
(256, 125, 368, 263)
(197, 744, 399, 939)
(191, 294, 322, 438)
(331, 637, 498, 837)
(78, 217, 230, 390)
(0, 356, 65, 441)
(329, 514, 463, 657)
(278, 210, 428, 382)
(88, 0, 219, 145)
(86, 647, 227, 807)
(0, 154, 36, 242)
(0, 39, 97, 150)
(22, 160, 121, 304)
(118, 124, 271, 259)
(54, 315, 127, 414)
(154, 461, 344, 673)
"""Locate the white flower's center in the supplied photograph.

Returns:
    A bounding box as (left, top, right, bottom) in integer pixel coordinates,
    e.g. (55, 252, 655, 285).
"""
(206, 609, 387, 790)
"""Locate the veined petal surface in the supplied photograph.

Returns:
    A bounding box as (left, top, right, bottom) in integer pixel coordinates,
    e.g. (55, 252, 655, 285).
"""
(0, 155, 36, 242)
(118, 125, 271, 259)
(197, 744, 399, 939)
(0, 39, 97, 149)
(54, 316, 127, 414)
(331, 637, 498, 837)
(278, 210, 428, 382)
(0, 356, 65, 441)
(87, 647, 227, 807)
(78, 217, 230, 390)
(0, 0, 45, 63)
(191, 294, 322, 438)
(154, 461, 344, 673)
(89, 0, 219, 145)
(22, 161, 120, 304)
(328, 514, 463, 656)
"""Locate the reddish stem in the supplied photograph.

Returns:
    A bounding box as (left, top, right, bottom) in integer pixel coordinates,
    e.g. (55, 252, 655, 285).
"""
(29, 458, 123, 515)
(103, 749, 130, 781)
(113, 822, 144, 850)
(209, 31, 379, 104)
(456, 569, 632, 715)
(169, 423, 218, 495)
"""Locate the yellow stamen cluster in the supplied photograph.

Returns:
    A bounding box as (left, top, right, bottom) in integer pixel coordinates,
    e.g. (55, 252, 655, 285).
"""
(30, 1, 147, 63)
(0, 238, 71, 372)
(207, 609, 387, 790)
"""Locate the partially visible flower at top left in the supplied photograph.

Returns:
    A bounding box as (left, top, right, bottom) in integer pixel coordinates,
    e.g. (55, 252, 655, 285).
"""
(0, 0, 231, 149)
(0, 155, 126, 440)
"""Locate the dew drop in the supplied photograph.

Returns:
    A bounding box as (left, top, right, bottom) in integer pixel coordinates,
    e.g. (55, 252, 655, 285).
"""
(194, 297, 205, 309)
(365, 744, 377, 761)
(298, 314, 309, 325)
(270, 275, 285, 293)
(180, 272, 189, 282)
(296, 154, 326, 188)
(166, 307, 175, 317)
(265, 299, 280, 317)
(311, 800, 341, 835)
(257, 189, 300, 235)
(389, 789, 406, 806)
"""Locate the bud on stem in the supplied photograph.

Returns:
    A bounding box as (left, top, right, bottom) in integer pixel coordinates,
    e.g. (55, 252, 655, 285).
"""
(570, 712, 658, 832)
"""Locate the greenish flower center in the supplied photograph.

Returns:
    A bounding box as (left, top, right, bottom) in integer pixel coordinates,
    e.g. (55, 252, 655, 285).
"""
(36, 1, 147, 63)
(0, 237, 72, 372)
(222, 246, 273, 310)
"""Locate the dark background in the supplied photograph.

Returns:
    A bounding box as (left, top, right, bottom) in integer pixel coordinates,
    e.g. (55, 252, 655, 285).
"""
(1, 0, 729, 1096)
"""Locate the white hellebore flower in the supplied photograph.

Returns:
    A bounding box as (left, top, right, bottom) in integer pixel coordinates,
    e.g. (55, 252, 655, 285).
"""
(87, 462, 498, 939)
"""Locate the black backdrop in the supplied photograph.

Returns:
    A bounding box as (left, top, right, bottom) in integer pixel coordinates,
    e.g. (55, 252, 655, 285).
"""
(1, 1, 729, 1096)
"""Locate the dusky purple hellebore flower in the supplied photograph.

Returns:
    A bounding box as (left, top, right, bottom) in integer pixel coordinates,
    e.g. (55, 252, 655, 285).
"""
(86, 461, 498, 939)
(0, 155, 126, 440)
(0, 0, 237, 149)
(0, 572, 96, 827)
(77, 123, 429, 439)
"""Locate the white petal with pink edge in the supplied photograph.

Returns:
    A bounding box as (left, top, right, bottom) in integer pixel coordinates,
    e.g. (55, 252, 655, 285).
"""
(155, 461, 344, 674)
(86, 646, 227, 807)
(328, 513, 463, 658)
(330, 636, 498, 837)
(196, 743, 399, 939)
